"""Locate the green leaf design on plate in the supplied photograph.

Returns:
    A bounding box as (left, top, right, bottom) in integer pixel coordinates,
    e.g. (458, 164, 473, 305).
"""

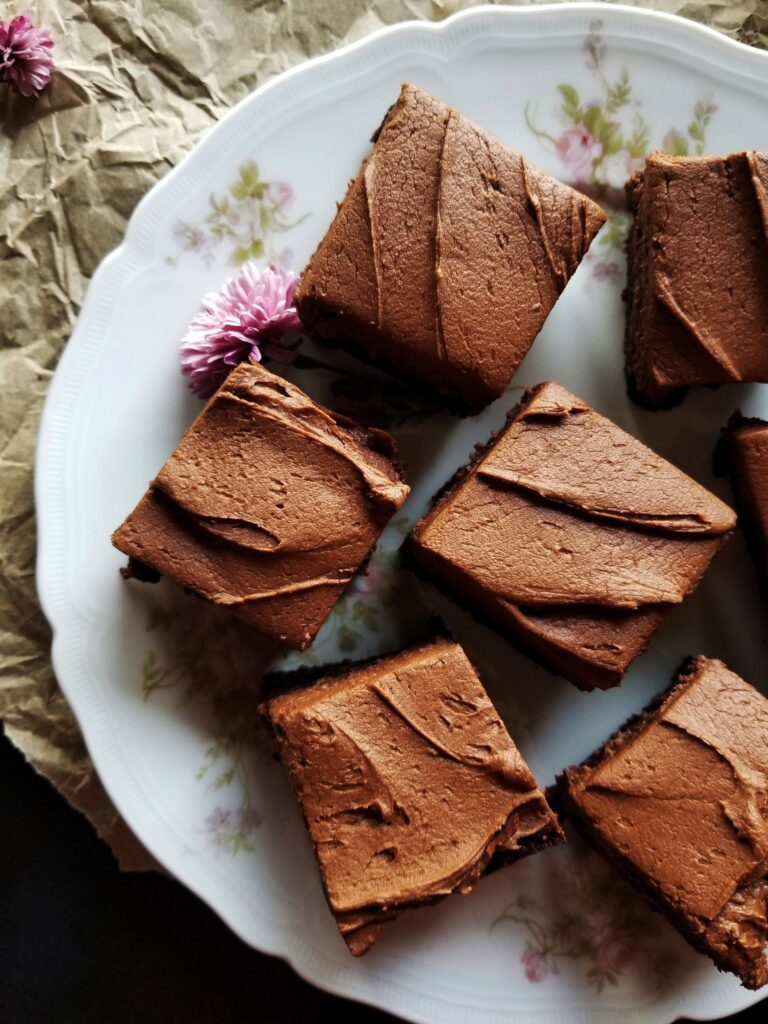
(557, 83, 583, 122)
(139, 586, 273, 857)
(525, 24, 717, 259)
(170, 160, 308, 267)
(493, 846, 678, 990)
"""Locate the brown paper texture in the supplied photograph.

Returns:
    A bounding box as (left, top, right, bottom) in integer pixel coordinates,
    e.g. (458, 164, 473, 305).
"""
(1, 0, 765, 872)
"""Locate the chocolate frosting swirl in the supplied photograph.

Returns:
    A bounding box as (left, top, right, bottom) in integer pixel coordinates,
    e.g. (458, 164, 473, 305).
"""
(562, 657, 768, 989)
(267, 639, 563, 955)
(626, 150, 768, 405)
(112, 364, 409, 648)
(723, 413, 768, 590)
(296, 84, 606, 411)
(408, 382, 735, 689)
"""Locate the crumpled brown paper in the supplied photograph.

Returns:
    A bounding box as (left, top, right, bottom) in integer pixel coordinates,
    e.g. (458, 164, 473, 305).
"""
(1, 0, 766, 872)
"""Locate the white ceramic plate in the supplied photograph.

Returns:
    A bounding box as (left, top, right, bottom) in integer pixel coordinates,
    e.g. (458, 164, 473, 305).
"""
(36, 5, 768, 1022)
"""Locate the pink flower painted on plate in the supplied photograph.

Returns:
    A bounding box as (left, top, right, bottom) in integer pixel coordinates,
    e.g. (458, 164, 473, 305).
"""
(205, 806, 262, 835)
(494, 845, 679, 991)
(662, 127, 685, 147)
(661, 127, 691, 157)
(522, 946, 560, 983)
(206, 807, 233, 831)
(0, 15, 54, 97)
(526, 27, 718, 277)
(594, 930, 635, 976)
(171, 219, 217, 266)
(180, 261, 301, 398)
(205, 804, 262, 854)
(591, 260, 621, 281)
(349, 563, 390, 598)
(555, 126, 602, 182)
(266, 180, 294, 208)
(273, 246, 294, 269)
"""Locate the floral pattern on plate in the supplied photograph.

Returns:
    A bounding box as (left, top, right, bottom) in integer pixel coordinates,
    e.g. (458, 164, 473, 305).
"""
(276, 515, 431, 666)
(493, 843, 678, 991)
(167, 161, 308, 268)
(525, 20, 716, 277)
(141, 588, 274, 855)
(309, 525, 413, 655)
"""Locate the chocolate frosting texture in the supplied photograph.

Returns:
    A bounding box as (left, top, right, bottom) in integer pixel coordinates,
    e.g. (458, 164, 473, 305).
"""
(724, 413, 768, 588)
(626, 150, 768, 405)
(112, 364, 409, 648)
(563, 657, 768, 989)
(408, 381, 735, 689)
(267, 639, 563, 955)
(296, 84, 606, 410)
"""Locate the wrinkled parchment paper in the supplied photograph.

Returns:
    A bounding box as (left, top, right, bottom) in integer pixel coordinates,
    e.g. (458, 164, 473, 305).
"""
(1, 0, 765, 871)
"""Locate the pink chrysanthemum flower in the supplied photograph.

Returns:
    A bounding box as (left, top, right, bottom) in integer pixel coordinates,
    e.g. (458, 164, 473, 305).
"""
(0, 15, 54, 98)
(180, 262, 301, 398)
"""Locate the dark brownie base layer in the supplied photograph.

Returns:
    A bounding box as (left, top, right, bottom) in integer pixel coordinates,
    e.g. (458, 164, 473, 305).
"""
(301, 329, 481, 419)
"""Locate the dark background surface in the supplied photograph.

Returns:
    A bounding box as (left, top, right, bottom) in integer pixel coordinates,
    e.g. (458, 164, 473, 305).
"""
(1, 727, 764, 1024)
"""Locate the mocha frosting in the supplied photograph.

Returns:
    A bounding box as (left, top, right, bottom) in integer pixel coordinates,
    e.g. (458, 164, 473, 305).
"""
(296, 84, 606, 412)
(723, 412, 768, 593)
(112, 363, 409, 649)
(625, 150, 768, 406)
(407, 381, 735, 690)
(266, 639, 563, 955)
(561, 656, 768, 989)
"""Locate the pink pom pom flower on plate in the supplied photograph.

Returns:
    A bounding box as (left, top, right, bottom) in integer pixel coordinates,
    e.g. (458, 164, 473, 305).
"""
(0, 15, 54, 98)
(180, 262, 301, 399)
